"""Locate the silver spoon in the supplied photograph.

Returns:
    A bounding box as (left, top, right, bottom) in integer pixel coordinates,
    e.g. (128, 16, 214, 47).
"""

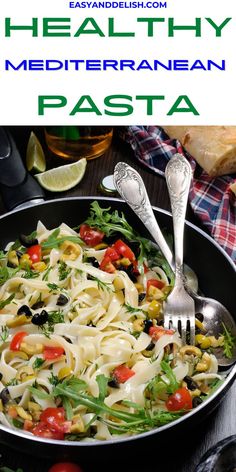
(113, 161, 236, 367)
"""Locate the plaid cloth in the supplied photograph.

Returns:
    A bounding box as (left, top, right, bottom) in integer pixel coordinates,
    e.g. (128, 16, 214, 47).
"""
(123, 126, 236, 264)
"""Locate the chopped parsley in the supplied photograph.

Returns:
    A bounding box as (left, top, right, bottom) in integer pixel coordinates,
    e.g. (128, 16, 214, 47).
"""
(0, 293, 15, 310)
(58, 261, 71, 281)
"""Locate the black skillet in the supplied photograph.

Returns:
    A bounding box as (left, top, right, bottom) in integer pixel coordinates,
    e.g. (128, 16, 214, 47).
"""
(0, 128, 235, 463)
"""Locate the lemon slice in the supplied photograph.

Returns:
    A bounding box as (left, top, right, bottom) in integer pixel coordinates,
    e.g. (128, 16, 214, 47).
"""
(35, 158, 87, 192)
(26, 132, 46, 173)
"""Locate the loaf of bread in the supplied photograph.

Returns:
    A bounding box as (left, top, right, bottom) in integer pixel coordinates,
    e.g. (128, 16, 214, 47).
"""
(162, 126, 236, 177)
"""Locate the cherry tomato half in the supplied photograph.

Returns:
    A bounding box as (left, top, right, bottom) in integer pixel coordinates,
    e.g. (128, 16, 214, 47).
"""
(99, 256, 116, 273)
(27, 244, 42, 263)
(149, 326, 174, 341)
(32, 422, 65, 440)
(79, 224, 104, 247)
(113, 240, 135, 262)
(48, 463, 83, 472)
(166, 387, 193, 411)
(40, 407, 71, 433)
(147, 279, 165, 294)
(112, 365, 135, 383)
(43, 346, 65, 360)
(10, 331, 27, 351)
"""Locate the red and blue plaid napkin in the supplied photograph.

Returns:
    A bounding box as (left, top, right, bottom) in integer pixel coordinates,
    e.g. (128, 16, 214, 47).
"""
(123, 126, 236, 264)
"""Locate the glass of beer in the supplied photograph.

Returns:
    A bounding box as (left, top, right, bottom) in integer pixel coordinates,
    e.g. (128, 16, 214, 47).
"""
(44, 126, 113, 160)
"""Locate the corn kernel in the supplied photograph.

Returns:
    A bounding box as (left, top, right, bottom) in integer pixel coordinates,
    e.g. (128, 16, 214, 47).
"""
(32, 262, 47, 272)
(20, 253, 32, 268)
(195, 334, 205, 345)
(0, 399, 3, 412)
(147, 300, 161, 319)
(199, 337, 212, 349)
(93, 243, 108, 250)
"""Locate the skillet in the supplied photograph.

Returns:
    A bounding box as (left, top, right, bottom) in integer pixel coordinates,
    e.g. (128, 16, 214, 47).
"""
(0, 128, 235, 462)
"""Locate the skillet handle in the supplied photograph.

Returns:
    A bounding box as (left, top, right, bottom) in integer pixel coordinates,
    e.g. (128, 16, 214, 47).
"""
(0, 127, 45, 211)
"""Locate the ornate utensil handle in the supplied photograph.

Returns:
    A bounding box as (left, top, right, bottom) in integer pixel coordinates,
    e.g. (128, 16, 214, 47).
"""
(165, 154, 192, 278)
(113, 162, 174, 269)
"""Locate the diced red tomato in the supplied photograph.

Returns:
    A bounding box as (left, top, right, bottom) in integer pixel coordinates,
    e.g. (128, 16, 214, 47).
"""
(43, 346, 65, 360)
(48, 463, 83, 472)
(40, 407, 71, 434)
(132, 260, 140, 275)
(10, 331, 27, 351)
(23, 419, 34, 431)
(166, 387, 193, 411)
(79, 224, 104, 247)
(100, 256, 116, 273)
(112, 365, 135, 383)
(104, 247, 120, 261)
(149, 326, 174, 341)
(26, 244, 42, 263)
(113, 240, 135, 262)
(147, 279, 165, 294)
(32, 422, 65, 440)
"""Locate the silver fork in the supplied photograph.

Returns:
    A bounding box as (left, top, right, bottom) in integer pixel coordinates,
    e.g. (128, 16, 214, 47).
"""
(164, 154, 195, 345)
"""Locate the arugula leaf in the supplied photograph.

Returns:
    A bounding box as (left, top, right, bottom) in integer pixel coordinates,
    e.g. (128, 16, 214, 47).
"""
(0, 267, 20, 285)
(42, 228, 82, 250)
(96, 374, 108, 402)
(160, 360, 179, 394)
(0, 250, 7, 260)
(221, 323, 236, 358)
(0, 293, 15, 310)
(28, 385, 52, 400)
(84, 201, 136, 239)
(62, 396, 74, 420)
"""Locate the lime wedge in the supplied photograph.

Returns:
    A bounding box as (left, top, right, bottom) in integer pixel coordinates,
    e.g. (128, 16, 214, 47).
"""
(26, 132, 46, 173)
(35, 158, 87, 192)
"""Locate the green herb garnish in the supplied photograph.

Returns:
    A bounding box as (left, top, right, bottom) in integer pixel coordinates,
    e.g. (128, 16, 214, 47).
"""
(0, 293, 15, 309)
(42, 228, 82, 250)
(58, 261, 71, 281)
(32, 358, 45, 369)
(0, 326, 9, 342)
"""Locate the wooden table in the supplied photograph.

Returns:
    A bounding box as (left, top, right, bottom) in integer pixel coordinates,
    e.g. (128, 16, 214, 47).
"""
(0, 128, 235, 472)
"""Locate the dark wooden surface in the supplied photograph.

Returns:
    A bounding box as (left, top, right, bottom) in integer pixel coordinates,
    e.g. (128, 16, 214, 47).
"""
(0, 127, 235, 472)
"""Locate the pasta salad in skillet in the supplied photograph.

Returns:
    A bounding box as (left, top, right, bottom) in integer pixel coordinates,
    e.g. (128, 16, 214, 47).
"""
(0, 202, 228, 441)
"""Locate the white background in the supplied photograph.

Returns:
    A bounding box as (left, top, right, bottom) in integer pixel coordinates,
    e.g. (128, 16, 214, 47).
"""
(0, 0, 235, 124)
